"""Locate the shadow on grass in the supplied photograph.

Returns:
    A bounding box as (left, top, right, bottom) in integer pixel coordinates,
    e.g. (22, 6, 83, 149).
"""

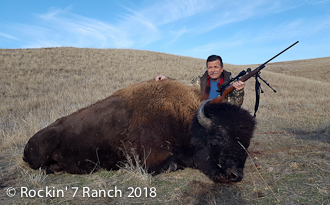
(181, 180, 246, 205)
(287, 124, 330, 145)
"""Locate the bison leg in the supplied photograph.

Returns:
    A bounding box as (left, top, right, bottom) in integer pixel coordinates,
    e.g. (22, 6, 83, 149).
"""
(148, 154, 188, 174)
(46, 163, 64, 174)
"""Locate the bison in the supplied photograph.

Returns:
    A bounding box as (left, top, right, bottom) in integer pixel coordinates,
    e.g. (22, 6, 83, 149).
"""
(23, 79, 255, 183)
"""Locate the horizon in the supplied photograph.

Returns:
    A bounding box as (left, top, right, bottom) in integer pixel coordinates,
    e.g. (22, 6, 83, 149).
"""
(3, 45, 328, 65)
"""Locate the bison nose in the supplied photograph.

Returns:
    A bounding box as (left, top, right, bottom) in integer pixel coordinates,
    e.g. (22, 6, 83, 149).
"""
(226, 168, 243, 182)
(229, 171, 243, 182)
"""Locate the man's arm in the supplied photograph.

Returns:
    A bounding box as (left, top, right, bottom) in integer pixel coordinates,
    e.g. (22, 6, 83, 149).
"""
(155, 75, 168, 81)
(227, 80, 245, 106)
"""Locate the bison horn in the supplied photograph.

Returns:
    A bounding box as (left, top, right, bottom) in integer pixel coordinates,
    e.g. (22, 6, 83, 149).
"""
(197, 99, 212, 129)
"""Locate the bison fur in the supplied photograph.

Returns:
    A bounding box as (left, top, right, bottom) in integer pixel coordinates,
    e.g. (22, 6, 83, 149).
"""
(23, 79, 255, 183)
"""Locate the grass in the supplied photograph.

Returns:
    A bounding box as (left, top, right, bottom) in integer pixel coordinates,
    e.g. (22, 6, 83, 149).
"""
(117, 143, 153, 184)
(1, 47, 330, 204)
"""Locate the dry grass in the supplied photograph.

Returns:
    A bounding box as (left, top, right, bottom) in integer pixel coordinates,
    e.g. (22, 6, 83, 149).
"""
(0, 47, 330, 204)
(117, 143, 153, 184)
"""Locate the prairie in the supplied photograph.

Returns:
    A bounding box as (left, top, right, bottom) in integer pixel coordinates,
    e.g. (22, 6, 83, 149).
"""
(0, 47, 329, 204)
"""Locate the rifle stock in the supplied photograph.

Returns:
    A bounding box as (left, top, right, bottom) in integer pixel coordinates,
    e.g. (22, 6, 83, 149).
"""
(210, 41, 299, 104)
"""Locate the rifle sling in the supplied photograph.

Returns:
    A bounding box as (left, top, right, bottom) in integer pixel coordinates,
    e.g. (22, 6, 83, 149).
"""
(254, 75, 261, 118)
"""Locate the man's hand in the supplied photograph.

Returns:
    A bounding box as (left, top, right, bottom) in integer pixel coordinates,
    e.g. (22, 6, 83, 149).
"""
(155, 75, 168, 81)
(232, 80, 245, 91)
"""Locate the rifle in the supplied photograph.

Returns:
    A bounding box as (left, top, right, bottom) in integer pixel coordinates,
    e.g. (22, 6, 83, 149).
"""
(211, 41, 299, 116)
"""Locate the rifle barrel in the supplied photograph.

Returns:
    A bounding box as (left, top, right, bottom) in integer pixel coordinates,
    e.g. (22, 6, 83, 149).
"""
(263, 41, 299, 65)
(210, 41, 299, 104)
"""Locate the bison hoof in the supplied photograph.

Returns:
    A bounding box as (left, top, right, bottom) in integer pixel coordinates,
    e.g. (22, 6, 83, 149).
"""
(165, 163, 178, 173)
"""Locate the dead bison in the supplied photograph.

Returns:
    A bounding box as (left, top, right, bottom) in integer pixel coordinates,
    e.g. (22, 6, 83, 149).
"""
(23, 79, 255, 183)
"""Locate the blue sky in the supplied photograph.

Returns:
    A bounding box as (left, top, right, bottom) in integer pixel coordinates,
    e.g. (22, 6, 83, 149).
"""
(1, 0, 330, 64)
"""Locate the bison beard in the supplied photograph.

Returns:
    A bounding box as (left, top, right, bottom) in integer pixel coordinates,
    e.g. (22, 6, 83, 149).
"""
(23, 79, 255, 183)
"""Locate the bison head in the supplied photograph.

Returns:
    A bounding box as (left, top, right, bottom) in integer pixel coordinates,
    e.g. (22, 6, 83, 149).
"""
(189, 99, 255, 183)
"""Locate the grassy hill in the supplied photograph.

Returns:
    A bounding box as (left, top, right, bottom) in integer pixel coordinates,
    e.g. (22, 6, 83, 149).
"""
(0, 48, 329, 204)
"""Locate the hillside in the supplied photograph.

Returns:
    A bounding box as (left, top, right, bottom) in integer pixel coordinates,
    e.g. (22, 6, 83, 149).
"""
(0, 48, 329, 204)
(266, 57, 330, 83)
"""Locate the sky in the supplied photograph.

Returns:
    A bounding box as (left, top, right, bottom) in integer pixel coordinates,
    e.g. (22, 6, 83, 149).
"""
(1, 0, 330, 64)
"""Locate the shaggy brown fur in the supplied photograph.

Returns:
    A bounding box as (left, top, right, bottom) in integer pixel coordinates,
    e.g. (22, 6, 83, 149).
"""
(23, 80, 204, 174)
(23, 79, 255, 183)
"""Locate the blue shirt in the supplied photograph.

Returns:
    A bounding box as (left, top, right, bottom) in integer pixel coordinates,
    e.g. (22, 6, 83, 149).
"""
(208, 79, 220, 99)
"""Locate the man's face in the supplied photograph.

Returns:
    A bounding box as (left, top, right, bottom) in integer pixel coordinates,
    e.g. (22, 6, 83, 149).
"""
(207, 59, 223, 81)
